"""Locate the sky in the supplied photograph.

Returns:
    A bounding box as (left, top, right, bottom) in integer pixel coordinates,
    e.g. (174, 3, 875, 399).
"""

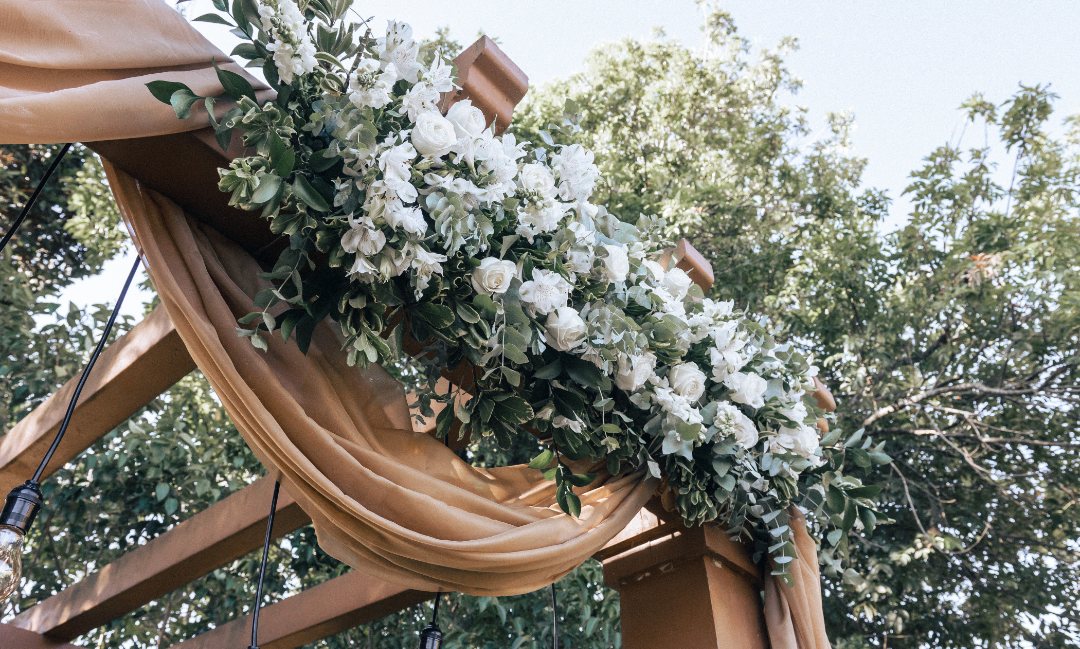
(55, 0, 1080, 319)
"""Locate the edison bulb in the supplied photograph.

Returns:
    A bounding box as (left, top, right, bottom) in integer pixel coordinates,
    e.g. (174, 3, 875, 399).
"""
(0, 525, 23, 602)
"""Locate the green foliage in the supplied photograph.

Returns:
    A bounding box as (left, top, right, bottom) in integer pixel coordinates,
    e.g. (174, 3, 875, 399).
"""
(0, 144, 120, 290)
(515, 10, 1080, 647)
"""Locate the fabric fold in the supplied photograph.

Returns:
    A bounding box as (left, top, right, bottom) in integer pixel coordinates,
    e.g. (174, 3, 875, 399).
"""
(0, 0, 269, 144)
(105, 161, 657, 595)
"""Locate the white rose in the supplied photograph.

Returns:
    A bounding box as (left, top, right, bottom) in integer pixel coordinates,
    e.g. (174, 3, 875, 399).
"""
(641, 259, 666, 283)
(713, 403, 759, 449)
(471, 257, 516, 295)
(411, 111, 458, 158)
(518, 163, 557, 198)
(445, 99, 487, 138)
(662, 267, 693, 300)
(776, 425, 820, 458)
(615, 352, 657, 392)
(545, 307, 587, 352)
(668, 363, 707, 401)
(598, 244, 630, 284)
(518, 268, 572, 315)
(724, 371, 767, 409)
(780, 401, 810, 427)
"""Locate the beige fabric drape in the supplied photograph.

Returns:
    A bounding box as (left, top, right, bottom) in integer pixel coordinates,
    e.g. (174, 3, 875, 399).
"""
(105, 162, 657, 595)
(0, 0, 269, 144)
(766, 510, 833, 649)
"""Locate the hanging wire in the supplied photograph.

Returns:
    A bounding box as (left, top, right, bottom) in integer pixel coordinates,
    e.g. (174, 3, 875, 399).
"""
(0, 143, 72, 258)
(417, 592, 444, 649)
(551, 583, 559, 649)
(249, 480, 281, 649)
(32, 254, 141, 483)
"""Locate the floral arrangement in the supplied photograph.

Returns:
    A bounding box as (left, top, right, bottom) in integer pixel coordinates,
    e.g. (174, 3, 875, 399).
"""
(148, 0, 890, 584)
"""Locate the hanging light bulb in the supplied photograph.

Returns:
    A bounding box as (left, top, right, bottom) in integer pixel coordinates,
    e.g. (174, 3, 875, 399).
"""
(416, 593, 443, 649)
(0, 481, 43, 601)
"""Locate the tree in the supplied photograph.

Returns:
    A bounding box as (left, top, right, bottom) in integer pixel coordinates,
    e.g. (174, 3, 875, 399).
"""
(516, 8, 1080, 648)
(783, 85, 1080, 648)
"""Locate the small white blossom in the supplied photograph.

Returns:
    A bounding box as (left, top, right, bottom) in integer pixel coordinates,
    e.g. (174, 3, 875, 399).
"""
(341, 216, 386, 257)
(518, 269, 572, 315)
(348, 59, 396, 109)
(385, 204, 427, 236)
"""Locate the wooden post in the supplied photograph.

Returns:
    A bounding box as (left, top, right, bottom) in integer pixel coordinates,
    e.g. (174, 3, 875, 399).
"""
(597, 503, 769, 649)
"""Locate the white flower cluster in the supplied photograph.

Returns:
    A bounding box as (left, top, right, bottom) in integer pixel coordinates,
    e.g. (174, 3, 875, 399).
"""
(257, 0, 318, 85)
(278, 18, 821, 514)
(615, 261, 821, 475)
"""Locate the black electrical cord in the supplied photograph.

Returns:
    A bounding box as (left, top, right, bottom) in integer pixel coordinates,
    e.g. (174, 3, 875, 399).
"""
(551, 584, 559, 649)
(0, 143, 72, 258)
(249, 480, 281, 649)
(2, 252, 143, 540)
(417, 592, 444, 648)
(32, 254, 142, 483)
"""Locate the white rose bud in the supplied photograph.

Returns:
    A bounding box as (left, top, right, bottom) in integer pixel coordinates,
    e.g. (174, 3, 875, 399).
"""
(471, 257, 516, 295)
(662, 267, 694, 300)
(615, 352, 657, 392)
(544, 306, 587, 352)
(668, 362, 707, 401)
(724, 371, 768, 410)
(445, 99, 487, 138)
(411, 111, 458, 158)
(519, 163, 557, 198)
(791, 425, 821, 457)
(599, 244, 630, 284)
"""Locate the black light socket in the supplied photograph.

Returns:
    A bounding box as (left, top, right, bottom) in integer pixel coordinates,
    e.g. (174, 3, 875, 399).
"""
(0, 481, 42, 535)
(417, 622, 442, 649)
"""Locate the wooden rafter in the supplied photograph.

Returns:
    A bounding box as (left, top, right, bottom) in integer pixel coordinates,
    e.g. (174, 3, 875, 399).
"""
(0, 305, 194, 495)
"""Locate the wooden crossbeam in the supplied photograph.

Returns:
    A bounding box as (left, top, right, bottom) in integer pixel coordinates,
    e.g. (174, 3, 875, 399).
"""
(166, 570, 430, 649)
(0, 623, 84, 649)
(9, 475, 310, 642)
(0, 305, 195, 495)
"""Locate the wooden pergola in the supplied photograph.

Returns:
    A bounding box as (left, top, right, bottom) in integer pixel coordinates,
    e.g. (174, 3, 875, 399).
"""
(0, 37, 813, 649)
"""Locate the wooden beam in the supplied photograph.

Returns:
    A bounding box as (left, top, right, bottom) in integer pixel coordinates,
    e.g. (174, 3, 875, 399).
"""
(10, 475, 310, 642)
(446, 36, 529, 135)
(167, 570, 430, 649)
(0, 623, 84, 649)
(0, 305, 195, 495)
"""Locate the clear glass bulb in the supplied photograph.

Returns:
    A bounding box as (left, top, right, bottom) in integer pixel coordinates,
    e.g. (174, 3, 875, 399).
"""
(0, 525, 24, 602)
